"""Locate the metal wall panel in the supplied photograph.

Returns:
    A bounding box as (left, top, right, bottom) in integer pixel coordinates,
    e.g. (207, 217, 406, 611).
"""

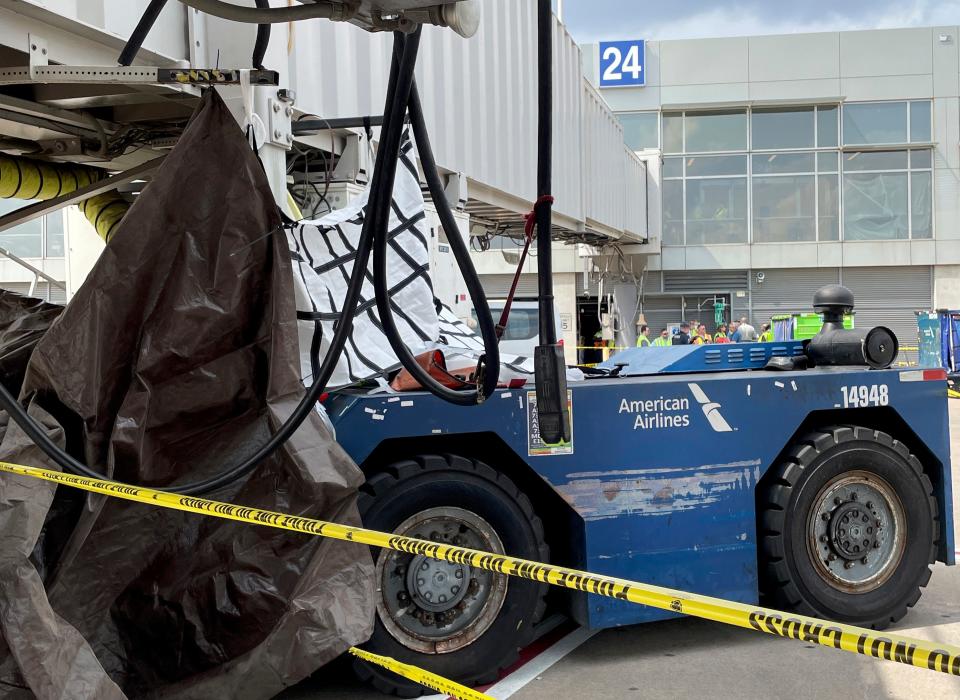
(480, 273, 540, 298)
(622, 148, 647, 239)
(751, 268, 840, 310)
(581, 82, 625, 232)
(9, 0, 189, 62)
(842, 266, 933, 308)
(663, 270, 749, 293)
(287, 4, 592, 224)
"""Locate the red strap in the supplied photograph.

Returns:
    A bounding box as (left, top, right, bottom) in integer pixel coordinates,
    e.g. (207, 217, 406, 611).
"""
(497, 195, 555, 340)
(523, 194, 555, 237)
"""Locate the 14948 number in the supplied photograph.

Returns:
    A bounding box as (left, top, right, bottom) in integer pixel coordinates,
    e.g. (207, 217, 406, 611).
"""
(841, 384, 889, 408)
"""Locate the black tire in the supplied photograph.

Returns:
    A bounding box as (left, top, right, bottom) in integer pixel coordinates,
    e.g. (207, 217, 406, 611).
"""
(355, 454, 548, 696)
(760, 425, 939, 630)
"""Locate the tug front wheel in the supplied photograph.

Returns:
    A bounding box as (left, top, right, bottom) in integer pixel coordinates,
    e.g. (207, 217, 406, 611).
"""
(760, 426, 938, 629)
(356, 454, 548, 696)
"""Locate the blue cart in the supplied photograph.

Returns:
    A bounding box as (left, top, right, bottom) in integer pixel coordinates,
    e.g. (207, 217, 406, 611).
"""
(328, 341, 953, 693)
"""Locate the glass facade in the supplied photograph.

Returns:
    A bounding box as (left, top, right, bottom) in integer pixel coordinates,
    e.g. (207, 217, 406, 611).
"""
(0, 199, 65, 258)
(657, 101, 933, 245)
(617, 112, 659, 151)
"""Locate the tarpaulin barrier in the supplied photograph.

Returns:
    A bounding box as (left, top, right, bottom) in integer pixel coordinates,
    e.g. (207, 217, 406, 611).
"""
(0, 89, 374, 699)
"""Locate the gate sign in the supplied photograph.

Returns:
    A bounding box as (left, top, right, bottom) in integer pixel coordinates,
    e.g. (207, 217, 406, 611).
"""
(599, 40, 646, 87)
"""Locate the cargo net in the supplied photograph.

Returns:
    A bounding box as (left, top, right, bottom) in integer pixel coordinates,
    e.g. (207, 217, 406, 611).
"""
(287, 134, 532, 390)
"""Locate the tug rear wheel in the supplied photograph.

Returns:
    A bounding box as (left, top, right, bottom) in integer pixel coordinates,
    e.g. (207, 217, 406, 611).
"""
(356, 454, 548, 696)
(760, 426, 938, 629)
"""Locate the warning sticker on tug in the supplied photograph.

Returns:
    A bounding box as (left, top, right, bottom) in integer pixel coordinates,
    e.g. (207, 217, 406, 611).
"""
(527, 390, 574, 456)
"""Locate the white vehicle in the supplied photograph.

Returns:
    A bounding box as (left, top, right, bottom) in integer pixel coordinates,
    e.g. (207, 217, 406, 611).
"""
(473, 299, 563, 360)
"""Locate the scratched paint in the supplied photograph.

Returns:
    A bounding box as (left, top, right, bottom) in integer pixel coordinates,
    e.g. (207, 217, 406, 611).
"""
(555, 459, 762, 521)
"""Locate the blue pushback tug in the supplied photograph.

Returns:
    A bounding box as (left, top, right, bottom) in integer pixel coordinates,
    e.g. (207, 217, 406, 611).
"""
(335, 287, 954, 694)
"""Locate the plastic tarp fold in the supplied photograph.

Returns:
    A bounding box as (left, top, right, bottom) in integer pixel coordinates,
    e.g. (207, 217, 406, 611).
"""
(0, 89, 374, 699)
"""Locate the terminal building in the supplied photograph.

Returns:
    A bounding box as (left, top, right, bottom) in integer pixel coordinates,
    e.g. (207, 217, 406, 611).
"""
(0, 6, 956, 358)
(579, 25, 960, 347)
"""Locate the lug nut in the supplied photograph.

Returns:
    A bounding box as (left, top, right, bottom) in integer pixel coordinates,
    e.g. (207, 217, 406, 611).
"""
(820, 535, 828, 543)
(861, 556, 869, 564)
(866, 501, 873, 509)
(851, 493, 858, 501)
(828, 553, 837, 562)
(873, 542, 881, 549)
(822, 513, 830, 521)
(844, 561, 855, 569)
(834, 497, 842, 506)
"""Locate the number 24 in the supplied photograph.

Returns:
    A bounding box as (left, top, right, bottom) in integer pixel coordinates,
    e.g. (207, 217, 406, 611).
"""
(602, 45, 643, 82)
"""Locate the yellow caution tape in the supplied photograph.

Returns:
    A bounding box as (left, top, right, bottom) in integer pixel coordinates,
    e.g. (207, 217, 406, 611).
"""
(2, 461, 959, 678)
(348, 647, 492, 700)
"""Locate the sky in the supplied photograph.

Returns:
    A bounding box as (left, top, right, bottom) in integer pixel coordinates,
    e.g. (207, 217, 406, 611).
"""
(558, 0, 960, 43)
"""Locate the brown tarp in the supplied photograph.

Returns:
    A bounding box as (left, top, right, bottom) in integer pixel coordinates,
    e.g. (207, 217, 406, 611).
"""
(0, 89, 375, 699)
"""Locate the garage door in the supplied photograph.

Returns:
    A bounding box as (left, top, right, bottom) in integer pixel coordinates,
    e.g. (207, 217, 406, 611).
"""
(842, 267, 932, 346)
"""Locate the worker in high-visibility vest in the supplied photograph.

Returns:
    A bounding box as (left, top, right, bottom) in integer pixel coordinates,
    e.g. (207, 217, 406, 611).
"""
(636, 324, 651, 347)
(652, 328, 670, 346)
(691, 324, 711, 345)
(759, 323, 774, 342)
(714, 323, 729, 343)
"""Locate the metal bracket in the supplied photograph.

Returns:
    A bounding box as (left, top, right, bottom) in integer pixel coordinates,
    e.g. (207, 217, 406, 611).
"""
(27, 34, 48, 81)
(0, 65, 279, 87)
(0, 156, 165, 235)
(444, 172, 468, 211)
(267, 96, 294, 148)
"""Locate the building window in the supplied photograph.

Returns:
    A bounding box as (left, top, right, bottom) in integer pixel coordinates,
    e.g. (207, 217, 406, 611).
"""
(0, 200, 66, 259)
(683, 110, 747, 152)
(842, 149, 932, 240)
(660, 101, 935, 245)
(817, 106, 839, 148)
(617, 112, 659, 151)
(842, 100, 931, 146)
(662, 112, 683, 154)
(752, 107, 815, 150)
(752, 153, 816, 243)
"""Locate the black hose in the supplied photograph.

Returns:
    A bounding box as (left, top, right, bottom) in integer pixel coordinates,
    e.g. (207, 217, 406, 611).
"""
(252, 0, 271, 70)
(370, 34, 499, 405)
(382, 76, 499, 403)
(535, 0, 556, 346)
(0, 31, 418, 495)
(118, 0, 169, 66)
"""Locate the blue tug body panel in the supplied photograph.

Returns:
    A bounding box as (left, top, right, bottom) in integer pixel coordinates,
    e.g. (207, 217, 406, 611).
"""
(328, 343, 953, 630)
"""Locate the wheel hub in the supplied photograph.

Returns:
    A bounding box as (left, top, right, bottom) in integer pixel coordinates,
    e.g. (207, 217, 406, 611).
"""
(828, 501, 880, 561)
(808, 471, 905, 593)
(406, 555, 470, 612)
(375, 507, 508, 654)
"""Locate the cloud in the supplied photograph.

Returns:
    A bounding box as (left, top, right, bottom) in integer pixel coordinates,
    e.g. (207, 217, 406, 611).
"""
(565, 0, 960, 42)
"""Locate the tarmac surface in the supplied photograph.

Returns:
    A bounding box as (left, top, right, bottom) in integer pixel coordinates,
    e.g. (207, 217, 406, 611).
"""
(284, 401, 960, 700)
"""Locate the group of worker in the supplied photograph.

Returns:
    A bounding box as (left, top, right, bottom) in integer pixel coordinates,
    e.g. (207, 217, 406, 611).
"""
(636, 318, 773, 347)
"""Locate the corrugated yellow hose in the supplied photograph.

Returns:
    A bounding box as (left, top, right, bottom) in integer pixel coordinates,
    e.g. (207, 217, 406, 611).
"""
(78, 191, 130, 242)
(0, 154, 129, 242)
